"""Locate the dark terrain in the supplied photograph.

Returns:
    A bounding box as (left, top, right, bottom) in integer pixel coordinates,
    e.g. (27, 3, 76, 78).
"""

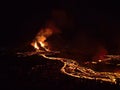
(0, 52, 120, 90)
(1, 0, 120, 90)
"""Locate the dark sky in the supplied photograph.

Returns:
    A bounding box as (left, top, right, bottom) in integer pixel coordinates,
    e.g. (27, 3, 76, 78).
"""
(0, 1, 120, 54)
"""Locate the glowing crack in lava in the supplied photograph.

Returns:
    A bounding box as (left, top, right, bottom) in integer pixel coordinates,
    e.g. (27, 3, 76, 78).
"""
(17, 28, 120, 85)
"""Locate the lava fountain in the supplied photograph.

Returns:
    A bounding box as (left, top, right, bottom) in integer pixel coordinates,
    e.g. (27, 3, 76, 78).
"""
(17, 27, 120, 85)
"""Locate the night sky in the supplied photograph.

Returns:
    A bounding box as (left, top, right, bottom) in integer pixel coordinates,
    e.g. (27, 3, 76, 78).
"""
(1, 0, 120, 54)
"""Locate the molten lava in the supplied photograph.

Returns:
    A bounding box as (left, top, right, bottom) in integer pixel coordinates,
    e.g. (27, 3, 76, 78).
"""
(31, 42, 39, 50)
(17, 27, 120, 85)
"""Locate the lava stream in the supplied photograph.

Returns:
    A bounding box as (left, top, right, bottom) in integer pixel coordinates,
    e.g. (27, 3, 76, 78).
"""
(39, 53, 120, 84)
(17, 50, 120, 84)
(17, 27, 120, 85)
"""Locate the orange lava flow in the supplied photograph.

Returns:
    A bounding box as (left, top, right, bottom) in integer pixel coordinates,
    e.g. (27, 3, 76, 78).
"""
(17, 28, 120, 85)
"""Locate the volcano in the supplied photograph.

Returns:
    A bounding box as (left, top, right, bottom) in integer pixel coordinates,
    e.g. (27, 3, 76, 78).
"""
(1, 1, 120, 90)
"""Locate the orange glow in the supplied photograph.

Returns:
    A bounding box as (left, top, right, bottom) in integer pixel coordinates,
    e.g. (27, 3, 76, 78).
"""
(31, 41, 39, 50)
(93, 46, 108, 61)
(39, 41, 45, 47)
(27, 22, 120, 85)
(31, 28, 55, 51)
(31, 20, 61, 51)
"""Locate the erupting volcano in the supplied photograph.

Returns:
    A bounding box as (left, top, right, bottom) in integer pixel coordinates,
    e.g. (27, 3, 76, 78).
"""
(17, 26, 120, 85)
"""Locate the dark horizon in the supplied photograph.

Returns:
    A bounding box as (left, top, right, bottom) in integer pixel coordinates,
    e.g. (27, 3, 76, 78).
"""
(1, 1, 120, 55)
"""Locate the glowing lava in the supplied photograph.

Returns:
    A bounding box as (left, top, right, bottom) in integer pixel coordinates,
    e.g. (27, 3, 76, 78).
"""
(31, 42, 39, 50)
(18, 27, 120, 85)
(31, 28, 53, 52)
